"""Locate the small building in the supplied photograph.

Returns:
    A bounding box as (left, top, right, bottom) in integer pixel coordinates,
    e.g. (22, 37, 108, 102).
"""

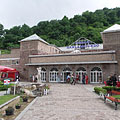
(0, 24, 120, 83)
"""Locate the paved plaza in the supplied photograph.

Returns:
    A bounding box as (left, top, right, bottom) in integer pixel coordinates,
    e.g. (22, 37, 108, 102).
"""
(17, 84, 120, 120)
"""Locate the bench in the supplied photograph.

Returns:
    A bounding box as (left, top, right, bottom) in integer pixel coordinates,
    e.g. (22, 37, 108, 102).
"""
(104, 90, 120, 110)
(107, 90, 120, 96)
(111, 90, 120, 95)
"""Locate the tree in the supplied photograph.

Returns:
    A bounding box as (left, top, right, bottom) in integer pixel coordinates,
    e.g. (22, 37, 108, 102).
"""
(0, 24, 4, 36)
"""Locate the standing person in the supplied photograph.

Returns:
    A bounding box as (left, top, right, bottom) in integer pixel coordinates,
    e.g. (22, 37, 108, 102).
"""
(71, 74, 75, 85)
(16, 74, 20, 83)
(82, 73, 85, 84)
(112, 74, 117, 86)
(106, 75, 112, 86)
(76, 74, 79, 84)
(67, 74, 70, 83)
(73, 74, 76, 85)
(85, 74, 88, 84)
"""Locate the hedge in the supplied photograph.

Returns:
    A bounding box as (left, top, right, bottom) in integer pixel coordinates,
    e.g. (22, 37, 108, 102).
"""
(102, 86, 120, 92)
(94, 87, 107, 94)
(0, 81, 14, 91)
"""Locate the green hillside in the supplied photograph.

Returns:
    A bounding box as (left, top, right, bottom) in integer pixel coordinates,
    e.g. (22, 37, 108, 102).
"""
(0, 7, 120, 50)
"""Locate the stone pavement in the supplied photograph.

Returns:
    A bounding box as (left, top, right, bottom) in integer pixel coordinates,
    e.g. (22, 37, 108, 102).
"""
(16, 84, 120, 120)
(0, 91, 6, 96)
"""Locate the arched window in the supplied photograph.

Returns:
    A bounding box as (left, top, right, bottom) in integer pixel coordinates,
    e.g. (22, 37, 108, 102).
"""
(90, 67, 102, 83)
(49, 68, 58, 82)
(91, 67, 102, 71)
(76, 67, 87, 83)
(41, 68, 46, 82)
(63, 67, 71, 72)
(50, 68, 58, 71)
(76, 67, 86, 71)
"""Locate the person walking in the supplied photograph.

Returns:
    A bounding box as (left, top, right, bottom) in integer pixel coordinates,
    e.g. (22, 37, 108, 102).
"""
(71, 74, 75, 85)
(76, 74, 79, 84)
(112, 74, 117, 86)
(67, 74, 70, 83)
(82, 73, 85, 84)
(85, 74, 88, 84)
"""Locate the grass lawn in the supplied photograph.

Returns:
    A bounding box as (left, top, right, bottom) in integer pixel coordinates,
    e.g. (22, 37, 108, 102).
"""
(0, 95, 17, 105)
(112, 95, 120, 99)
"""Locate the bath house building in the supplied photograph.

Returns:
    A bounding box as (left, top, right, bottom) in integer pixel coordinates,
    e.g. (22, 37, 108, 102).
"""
(0, 24, 120, 83)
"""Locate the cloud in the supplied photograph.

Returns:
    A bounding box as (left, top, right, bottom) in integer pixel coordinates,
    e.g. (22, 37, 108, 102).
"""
(0, 0, 120, 29)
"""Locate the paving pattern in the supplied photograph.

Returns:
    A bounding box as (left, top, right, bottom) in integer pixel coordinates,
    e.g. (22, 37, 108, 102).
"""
(18, 84, 120, 120)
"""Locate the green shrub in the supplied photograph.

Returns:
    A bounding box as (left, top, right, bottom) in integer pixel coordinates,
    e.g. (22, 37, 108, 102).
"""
(5, 107, 14, 116)
(102, 86, 120, 92)
(21, 95, 28, 102)
(102, 86, 114, 91)
(101, 89, 107, 94)
(94, 87, 107, 94)
(114, 87, 120, 91)
(15, 103, 21, 109)
(45, 85, 50, 90)
(0, 85, 9, 91)
(0, 83, 14, 91)
(0, 81, 4, 85)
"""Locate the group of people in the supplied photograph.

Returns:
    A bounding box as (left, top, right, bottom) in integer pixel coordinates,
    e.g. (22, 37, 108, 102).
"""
(66, 73, 88, 85)
(106, 74, 118, 86)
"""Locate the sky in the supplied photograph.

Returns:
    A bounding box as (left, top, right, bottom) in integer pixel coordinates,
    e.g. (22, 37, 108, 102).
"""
(0, 0, 120, 29)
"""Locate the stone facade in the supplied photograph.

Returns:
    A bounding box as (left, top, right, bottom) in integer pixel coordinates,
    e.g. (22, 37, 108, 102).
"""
(0, 25, 120, 83)
(29, 51, 116, 64)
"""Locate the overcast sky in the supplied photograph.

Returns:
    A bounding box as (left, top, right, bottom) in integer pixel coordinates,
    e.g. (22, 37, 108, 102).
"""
(0, 0, 120, 29)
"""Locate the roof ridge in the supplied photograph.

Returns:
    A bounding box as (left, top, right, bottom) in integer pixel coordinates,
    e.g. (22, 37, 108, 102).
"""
(20, 34, 49, 44)
(102, 24, 120, 33)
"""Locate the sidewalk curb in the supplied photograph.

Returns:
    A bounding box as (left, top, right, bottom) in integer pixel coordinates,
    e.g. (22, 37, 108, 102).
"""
(15, 97, 38, 120)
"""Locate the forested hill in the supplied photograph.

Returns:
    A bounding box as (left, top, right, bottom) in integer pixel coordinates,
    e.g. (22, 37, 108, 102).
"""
(0, 7, 120, 49)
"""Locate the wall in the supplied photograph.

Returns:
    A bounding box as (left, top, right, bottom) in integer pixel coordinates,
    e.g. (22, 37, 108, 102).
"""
(28, 63, 117, 82)
(29, 52, 116, 64)
(101, 31, 120, 76)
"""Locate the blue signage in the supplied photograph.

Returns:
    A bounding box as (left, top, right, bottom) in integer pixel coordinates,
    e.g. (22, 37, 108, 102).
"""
(67, 41, 99, 49)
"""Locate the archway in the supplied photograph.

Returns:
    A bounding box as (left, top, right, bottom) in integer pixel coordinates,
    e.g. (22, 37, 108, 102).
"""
(62, 67, 72, 82)
(90, 67, 102, 83)
(76, 67, 87, 83)
(49, 68, 58, 82)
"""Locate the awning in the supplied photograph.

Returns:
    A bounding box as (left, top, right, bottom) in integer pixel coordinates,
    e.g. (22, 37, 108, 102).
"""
(0, 66, 18, 72)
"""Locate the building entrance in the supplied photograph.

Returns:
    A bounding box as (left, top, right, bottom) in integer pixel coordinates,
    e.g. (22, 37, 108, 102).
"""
(62, 67, 72, 82)
(90, 67, 102, 83)
(62, 71, 72, 82)
(49, 68, 58, 82)
(76, 67, 87, 83)
(76, 71, 86, 83)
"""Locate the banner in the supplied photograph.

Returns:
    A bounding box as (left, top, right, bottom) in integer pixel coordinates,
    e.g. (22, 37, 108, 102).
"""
(4, 79, 10, 85)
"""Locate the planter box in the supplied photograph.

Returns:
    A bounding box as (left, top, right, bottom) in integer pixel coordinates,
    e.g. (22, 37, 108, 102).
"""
(0, 96, 20, 115)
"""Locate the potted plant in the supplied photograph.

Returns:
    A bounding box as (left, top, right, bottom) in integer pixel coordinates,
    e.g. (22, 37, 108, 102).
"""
(15, 104, 21, 109)
(5, 107, 14, 116)
(22, 96, 28, 102)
